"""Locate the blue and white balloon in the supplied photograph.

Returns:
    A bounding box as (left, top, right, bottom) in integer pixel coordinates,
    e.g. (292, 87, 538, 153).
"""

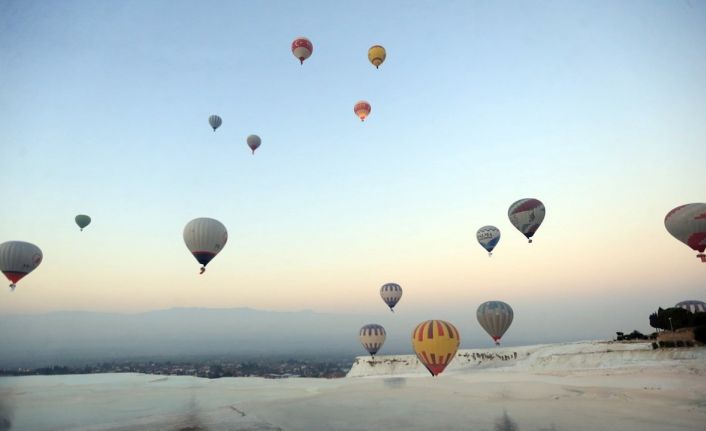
(477, 225, 501, 256)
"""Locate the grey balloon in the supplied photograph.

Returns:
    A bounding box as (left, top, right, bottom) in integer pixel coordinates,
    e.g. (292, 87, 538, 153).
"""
(208, 115, 222, 131)
(476, 301, 514, 345)
(247, 134, 261, 154)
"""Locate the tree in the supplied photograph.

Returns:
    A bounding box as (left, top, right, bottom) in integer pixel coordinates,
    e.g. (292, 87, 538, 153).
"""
(650, 307, 706, 330)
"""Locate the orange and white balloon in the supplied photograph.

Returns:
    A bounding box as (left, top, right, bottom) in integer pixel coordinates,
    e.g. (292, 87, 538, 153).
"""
(354, 100, 371, 122)
(291, 37, 313, 65)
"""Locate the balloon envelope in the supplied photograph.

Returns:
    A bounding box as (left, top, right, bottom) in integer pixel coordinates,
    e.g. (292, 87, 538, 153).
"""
(0, 241, 43, 290)
(208, 115, 222, 131)
(664, 203, 706, 262)
(183, 218, 228, 273)
(359, 324, 386, 356)
(477, 301, 514, 345)
(380, 283, 402, 311)
(476, 225, 500, 255)
(354, 101, 371, 121)
(508, 198, 545, 243)
(75, 214, 91, 231)
(247, 135, 261, 154)
(676, 300, 706, 314)
(411, 320, 460, 376)
(368, 45, 386, 68)
(291, 37, 313, 64)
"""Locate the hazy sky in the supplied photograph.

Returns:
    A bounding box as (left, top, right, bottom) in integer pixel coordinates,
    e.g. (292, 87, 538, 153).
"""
(1, 1, 704, 339)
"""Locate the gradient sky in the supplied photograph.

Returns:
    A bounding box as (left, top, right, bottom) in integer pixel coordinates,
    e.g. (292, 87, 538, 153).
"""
(1, 1, 704, 341)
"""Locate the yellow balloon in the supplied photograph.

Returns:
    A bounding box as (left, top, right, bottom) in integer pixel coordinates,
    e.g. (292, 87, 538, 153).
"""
(411, 320, 460, 376)
(368, 45, 386, 69)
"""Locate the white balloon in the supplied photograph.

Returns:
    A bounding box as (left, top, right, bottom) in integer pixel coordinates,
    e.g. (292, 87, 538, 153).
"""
(664, 203, 706, 263)
(0, 241, 43, 291)
(508, 198, 545, 243)
(183, 218, 228, 273)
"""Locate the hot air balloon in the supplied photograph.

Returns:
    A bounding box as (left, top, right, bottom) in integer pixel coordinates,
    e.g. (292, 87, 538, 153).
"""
(354, 100, 371, 122)
(508, 198, 545, 243)
(208, 115, 222, 132)
(664, 203, 706, 263)
(291, 37, 313, 64)
(477, 301, 514, 345)
(676, 300, 706, 314)
(368, 45, 386, 69)
(183, 218, 228, 274)
(477, 225, 500, 256)
(411, 320, 460, 376)
(380, 282, 402, 312)
(0, 241, 43, 291)
(359, 324, 386, 357)
(247, 135, 261, 154)
(75, 214, 91, 231)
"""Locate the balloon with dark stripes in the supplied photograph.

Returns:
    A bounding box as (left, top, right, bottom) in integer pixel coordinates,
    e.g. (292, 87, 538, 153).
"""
(208, 115, 222, 131)
(380, 282, 402, 311)
(359, 324, 386, 356)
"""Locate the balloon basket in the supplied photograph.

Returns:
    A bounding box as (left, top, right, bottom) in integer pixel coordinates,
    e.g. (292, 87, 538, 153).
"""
(698, 253, 706, 263)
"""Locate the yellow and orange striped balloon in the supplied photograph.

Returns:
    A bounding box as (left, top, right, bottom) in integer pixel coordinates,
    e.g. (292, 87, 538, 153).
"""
(411, 320, 460, 376)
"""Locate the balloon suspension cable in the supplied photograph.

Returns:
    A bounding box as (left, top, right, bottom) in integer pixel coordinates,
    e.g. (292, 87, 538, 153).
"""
(200, 266, 206, 275)
(698, 253, 706, 263)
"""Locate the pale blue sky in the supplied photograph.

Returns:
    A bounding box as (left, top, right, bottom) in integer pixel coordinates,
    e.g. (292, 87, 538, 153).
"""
(0, 0, 704, 337)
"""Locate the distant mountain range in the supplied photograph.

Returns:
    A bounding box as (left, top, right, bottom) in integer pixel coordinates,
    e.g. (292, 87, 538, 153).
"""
(0, 307, 418, 368)
(0, 306, 615, 368)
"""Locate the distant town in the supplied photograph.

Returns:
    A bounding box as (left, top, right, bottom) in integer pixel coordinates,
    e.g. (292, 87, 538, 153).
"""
(0, 357, 353, 379)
